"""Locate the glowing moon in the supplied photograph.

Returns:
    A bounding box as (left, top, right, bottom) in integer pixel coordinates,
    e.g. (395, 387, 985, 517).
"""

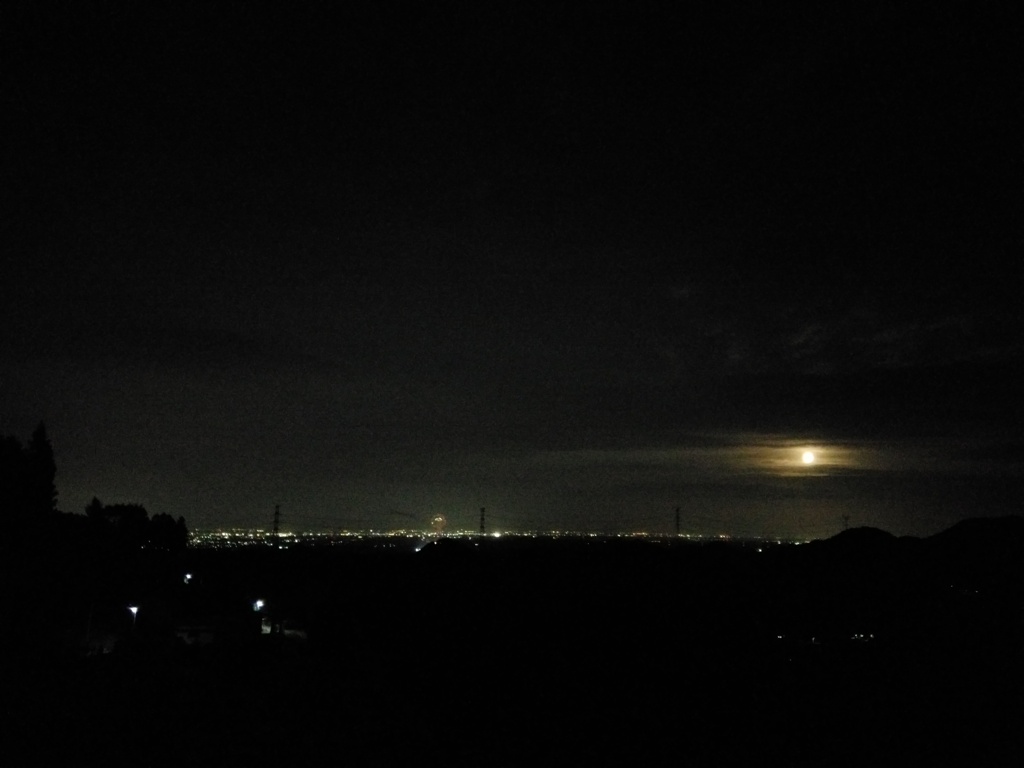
(802, 451, 815, 464)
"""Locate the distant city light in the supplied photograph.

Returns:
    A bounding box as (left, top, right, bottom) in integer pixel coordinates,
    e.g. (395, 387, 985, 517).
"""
(186, 529, 815, 548)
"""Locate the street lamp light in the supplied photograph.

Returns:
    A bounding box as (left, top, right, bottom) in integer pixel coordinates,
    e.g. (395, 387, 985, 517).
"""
(128, 605, 138, 627)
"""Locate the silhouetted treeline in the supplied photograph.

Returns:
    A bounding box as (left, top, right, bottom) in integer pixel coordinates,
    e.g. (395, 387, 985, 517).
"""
(85, 497, 189, 551)
(0, 422, 57, 526)
(0, 422, 188, 552)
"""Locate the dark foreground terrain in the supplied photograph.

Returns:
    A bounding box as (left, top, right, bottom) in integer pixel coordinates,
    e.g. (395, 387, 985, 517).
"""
(4, 518, 1024, 766)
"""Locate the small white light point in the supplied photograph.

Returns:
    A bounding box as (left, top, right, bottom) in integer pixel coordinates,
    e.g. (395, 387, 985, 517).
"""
(802, 451, 815, 464)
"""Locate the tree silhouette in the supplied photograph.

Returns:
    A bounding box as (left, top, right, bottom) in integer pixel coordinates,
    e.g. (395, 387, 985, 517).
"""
(0, 423, 57, 527)
(149, 512, 189, 550)
(86, 496, 105, 521)
(26, 422, 57, 514)
(104, 503, 150, 549)
(83, 498, 189, 551)
(1, 433, 28, 514)
(2, 424, 189, 549)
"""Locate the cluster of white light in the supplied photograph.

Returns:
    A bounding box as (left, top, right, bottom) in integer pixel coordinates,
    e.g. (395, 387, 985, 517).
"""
(190, 529, 812, 547)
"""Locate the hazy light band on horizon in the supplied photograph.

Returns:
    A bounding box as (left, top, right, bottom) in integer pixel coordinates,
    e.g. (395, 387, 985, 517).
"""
(528, 434, 999, 479)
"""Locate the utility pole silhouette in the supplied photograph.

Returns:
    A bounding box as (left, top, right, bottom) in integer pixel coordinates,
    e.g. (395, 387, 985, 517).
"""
(479, 507, 486, 535)
(675, 507, 680, 537)
(842, 514, 850, 531)
(272, 504, 281, 547)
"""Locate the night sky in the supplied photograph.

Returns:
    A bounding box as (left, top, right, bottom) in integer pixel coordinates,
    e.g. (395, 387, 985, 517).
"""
(3, 3, 1022, 537)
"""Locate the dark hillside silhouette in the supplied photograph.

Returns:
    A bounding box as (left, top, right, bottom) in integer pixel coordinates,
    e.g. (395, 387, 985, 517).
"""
(927, 515, 1024, 595)
(821, 525, 898, 548)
